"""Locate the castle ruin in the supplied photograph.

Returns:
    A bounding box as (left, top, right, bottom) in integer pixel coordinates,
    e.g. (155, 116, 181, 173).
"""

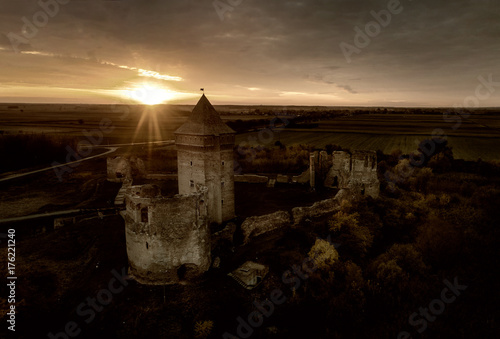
(175, 94, 236, 224)
(121, 94, 235, 284)
(121, 184, 210, 284)
(311, 150, 379, 198)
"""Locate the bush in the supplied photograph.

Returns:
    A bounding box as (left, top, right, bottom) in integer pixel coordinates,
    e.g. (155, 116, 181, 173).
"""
(308, 238, 339, 271)
(329, 212, 373, 261)
(194, 320, 213, 338)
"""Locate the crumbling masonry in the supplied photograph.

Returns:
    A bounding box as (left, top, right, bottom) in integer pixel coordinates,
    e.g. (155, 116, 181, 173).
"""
(121, 94, 235, 284)
(121, 185, 210, 284)
(310, 150, 379, 198)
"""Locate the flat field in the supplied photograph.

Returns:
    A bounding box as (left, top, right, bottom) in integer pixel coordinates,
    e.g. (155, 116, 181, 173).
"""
(237, 113, 500, 161)
(1, 105, 499, 161)
(0, 104, 281, 145)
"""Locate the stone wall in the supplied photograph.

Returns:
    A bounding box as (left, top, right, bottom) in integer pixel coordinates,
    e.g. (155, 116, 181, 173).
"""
(318, 150, 380, 198)
(291, 189, 359, 225)
(177, 135, 235, 224)
(241, 211, 291, 245)
(121, 184, 211, 285)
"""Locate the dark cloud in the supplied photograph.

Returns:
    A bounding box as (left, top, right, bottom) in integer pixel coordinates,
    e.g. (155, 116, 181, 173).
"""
(0, 0, 498, 105)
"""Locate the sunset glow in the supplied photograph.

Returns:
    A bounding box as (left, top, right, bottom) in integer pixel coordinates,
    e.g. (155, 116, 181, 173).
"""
(122, 83, 177, 105)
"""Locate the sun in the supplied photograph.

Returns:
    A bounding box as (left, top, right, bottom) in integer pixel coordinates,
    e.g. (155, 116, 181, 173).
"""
(124, 83, 175, 105)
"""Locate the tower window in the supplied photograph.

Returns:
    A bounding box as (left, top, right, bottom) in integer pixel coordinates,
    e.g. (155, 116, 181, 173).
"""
(222, 161, 225, 166)
(221, 182, 224, 188)
(190, 161, 193, 166)
(190, 180, 194, 188)
(221, 199, 224, 205)
(141, 207, 148, 223)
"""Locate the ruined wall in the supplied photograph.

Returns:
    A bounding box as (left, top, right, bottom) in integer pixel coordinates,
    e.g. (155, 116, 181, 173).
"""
(241, 211, 291, 245)
(121, 184, 211, 285)
(350, 151, 379, 198)
(321, 150, 379, 198)
(107, 156, 145, 183)
(310, 151, 333, 187)
(291, 189, 360, 226)
(292, 196, 341, 226)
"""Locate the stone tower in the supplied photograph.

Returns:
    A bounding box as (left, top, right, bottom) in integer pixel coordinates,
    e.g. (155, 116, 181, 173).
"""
(121, 185, 210, 284)
(175, 94, 236, 224)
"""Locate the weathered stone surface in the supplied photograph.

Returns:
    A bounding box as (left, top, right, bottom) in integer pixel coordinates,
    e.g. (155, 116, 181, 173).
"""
(175, 95, 235, 224)
(121, 185, 211, 285)
(321, 150, 380, 198)
(267, 178, 276, 187)
(292, 169, 310, 184)
(292, 196, 342, 226)
(276, 174, 289, 183)
(241, 211, 291, 245)
(333, 188, 360, 203)
(139, 184, 161, 198)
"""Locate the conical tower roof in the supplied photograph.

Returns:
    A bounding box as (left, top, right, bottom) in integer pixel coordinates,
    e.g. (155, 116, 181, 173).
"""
(175, 94, 235, 136)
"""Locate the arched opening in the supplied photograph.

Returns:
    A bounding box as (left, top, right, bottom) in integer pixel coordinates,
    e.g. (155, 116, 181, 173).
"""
(333, 176, 339, 187)
(177, 265, 187, 280)
(146, 242, 149, 249)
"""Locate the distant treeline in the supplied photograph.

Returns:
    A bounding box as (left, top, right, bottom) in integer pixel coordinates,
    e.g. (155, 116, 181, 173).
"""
(235, 144, 312, 174)
(0, 133, 79, 174)
(226, 116, 319, 133)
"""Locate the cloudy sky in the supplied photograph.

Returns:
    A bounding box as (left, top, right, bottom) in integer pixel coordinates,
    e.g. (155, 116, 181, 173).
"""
(0, 0, 499, 106)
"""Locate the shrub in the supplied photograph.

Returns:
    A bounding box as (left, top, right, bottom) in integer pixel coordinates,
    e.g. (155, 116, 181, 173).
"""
(308, 238, 339, 270)
(194, 320, 213, 338)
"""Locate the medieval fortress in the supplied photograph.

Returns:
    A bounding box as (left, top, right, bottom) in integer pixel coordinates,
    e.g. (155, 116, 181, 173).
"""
(116, 95, 379, 285)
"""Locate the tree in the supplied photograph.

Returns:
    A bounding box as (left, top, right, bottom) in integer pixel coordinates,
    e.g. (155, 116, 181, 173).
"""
(329, 212, 373, 260)
(308, 238, 339, 270)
